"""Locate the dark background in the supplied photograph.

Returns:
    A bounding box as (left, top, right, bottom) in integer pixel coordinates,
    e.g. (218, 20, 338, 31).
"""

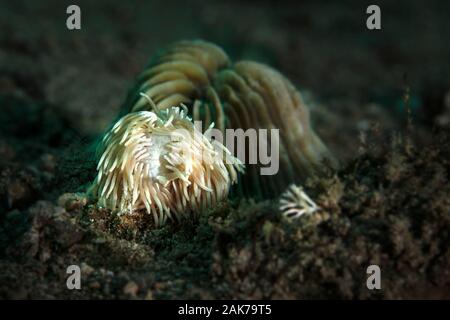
(1, 0, 449, 161)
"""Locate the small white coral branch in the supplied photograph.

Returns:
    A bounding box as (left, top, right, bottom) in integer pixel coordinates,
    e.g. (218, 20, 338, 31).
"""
(279, 184, 320, 219)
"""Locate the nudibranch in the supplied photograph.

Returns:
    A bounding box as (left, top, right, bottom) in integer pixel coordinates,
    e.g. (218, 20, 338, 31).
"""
(89, 39, 335, 226)
(89, 105, 244, 226)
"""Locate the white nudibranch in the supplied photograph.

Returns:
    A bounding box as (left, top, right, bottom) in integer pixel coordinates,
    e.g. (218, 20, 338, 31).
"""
(88, 106, 244, 226)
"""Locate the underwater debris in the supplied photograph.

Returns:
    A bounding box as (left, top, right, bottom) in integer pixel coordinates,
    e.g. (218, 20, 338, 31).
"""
(279, 184, 320, 219)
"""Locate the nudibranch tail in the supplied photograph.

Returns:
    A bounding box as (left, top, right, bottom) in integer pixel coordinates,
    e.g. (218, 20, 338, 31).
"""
(212, 61, 337, 197)
(127, 40, 230, 114)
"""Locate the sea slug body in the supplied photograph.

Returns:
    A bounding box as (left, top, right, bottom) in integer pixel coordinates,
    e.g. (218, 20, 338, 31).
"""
(89, 105, 243, 226)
